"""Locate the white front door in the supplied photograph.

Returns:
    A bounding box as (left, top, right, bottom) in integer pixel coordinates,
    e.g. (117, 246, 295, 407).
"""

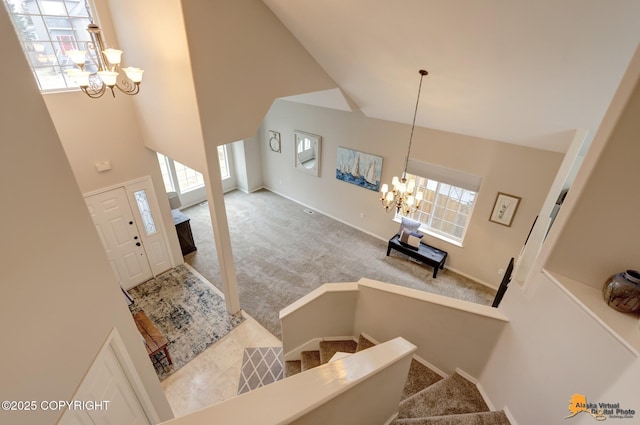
(58, 345, 151, 425)
(85, 187, 153, 289)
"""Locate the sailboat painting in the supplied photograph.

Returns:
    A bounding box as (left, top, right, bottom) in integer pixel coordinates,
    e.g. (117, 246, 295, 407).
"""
(336, 147, 383, 191)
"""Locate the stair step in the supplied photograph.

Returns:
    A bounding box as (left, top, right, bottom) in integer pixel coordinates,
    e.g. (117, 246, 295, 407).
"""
(319, 340, 358, 364)
(356, 334, 376, 352)
(402, 360, 443, 399)
(393, 411, 511, 425)
(398, 373, 489, 419)
(300, 350, 321, 371)
(284, 360, 301, 377)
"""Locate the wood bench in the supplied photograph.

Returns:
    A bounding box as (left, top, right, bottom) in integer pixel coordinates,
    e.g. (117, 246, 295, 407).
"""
(133, 311, 172, 365)
(386, 234, 448, 278)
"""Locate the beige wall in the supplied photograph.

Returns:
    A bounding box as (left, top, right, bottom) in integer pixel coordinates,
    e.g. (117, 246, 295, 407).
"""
(181, 0, 338, 148)
(259, 99, 564, 285)
(0, 12, 172, 425)
(547, 76, 640, 288)
(481, 272, 636, 423)
(103, 0, 207, 172)
(42, 91, 184, 271)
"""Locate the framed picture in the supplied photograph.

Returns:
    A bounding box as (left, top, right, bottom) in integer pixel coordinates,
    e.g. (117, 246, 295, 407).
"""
(489, 192, 521, 227)
(336, 147, 383, 191)
(268, 130, 281, 153)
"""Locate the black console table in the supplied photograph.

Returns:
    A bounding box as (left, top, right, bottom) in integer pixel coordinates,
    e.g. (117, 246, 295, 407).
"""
(172, 210, 197, 256)
(387, 234, 448, 278)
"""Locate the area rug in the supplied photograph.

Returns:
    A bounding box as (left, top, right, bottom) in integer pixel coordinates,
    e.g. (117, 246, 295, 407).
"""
(237, 347, 284, 394)
(128, 264, 244, 380)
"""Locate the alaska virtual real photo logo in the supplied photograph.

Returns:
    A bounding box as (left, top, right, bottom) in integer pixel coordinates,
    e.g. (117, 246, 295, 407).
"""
(565, 394, 636, 421)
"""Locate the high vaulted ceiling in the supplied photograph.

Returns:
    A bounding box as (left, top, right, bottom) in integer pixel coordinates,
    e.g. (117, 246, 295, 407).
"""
(262, 0, 640, 152)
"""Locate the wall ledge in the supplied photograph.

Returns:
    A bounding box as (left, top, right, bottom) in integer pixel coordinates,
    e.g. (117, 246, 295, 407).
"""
(545, 269, 640, 357)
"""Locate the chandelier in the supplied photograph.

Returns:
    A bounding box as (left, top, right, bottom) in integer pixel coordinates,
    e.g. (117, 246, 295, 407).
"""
(380, 69, 428, 215)
(65, 23, 143, 98)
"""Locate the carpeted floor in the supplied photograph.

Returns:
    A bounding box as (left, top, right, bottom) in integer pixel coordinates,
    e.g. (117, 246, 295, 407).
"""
(127, 264, 244, 380)
(184, 189, 496, 339)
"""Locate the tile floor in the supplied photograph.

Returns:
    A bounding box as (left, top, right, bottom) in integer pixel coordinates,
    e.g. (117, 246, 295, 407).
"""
(161, 312, 281, 418)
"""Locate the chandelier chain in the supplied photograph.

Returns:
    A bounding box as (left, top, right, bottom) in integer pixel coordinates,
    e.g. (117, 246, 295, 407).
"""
(379, 69, 428, 215)
(403, 69, 428, 177)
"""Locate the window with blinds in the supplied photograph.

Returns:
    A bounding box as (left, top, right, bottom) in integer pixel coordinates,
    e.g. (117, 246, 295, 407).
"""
(400, 160, 482, 244)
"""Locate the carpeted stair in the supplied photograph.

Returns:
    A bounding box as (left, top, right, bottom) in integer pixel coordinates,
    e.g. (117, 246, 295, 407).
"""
(392, 411, 511, 425)
(284, 335, 510, 425)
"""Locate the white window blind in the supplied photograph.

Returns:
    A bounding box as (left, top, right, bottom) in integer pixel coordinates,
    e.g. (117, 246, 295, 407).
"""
(407, 159, 482, 192)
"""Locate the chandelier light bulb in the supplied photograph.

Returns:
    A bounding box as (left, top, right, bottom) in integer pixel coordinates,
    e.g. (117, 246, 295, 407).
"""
(122, 67, 144, 83)
(103, 48, 123, 65)
(66, 49, 86, 66)
(66, 69, 90, 87)
(98, 71, 118, 87)
(407, 179, 416, 193)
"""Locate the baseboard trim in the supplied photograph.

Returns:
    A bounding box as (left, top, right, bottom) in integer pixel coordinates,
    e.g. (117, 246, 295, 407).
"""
(359, 332, 381, 345)
(455, 368, 496, 411)
(360, 332, 447, 378)
(414, 355, 447, 379)
(323, 335, 359, 343)
(503, 406, 519, 425)
(383, 412, 398, 425)
(263, 187, 494, 287)
(264, 186, 389, 244)
(446, 265, 497, 290)
(283, 336, 357, 361)
(283, 338, 322, 361)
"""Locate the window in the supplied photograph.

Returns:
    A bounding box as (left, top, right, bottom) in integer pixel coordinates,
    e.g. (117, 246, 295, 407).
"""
(133, 189, 157, 236)
(402, 174, 476, 243)
(218, 145, 230, 180)
(173, 160, 205, 193)
(399, 159, 482, 245)
(156, 145, 230, 195)
(157, 153, 175, 193)
(3, 0, 95, 91)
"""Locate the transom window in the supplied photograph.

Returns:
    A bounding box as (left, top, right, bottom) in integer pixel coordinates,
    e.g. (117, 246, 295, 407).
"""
(3, 0, 95, 91)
